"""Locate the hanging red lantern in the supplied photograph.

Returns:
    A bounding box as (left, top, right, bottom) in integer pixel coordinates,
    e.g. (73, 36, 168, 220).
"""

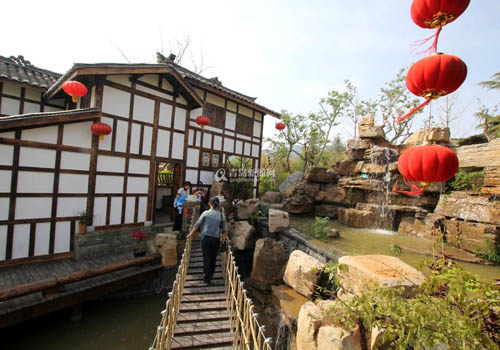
(411, 0, 470, 53)
(394, 145, 459, 196)
(398, 53, 467, 123)
(275, 122, 286, 131)
(62, 81, 88, 103)
(196, 115, 210, 130)
(91, 122, 112, 140)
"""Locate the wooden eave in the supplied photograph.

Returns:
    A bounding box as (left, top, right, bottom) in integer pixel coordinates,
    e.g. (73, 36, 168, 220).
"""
(0, 108, 101, 131)
(45, 66, 204, 108)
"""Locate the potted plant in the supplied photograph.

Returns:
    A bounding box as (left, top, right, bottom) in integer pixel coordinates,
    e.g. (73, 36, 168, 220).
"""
(131, 231, 148, 257)
(77, 210, 93, 235)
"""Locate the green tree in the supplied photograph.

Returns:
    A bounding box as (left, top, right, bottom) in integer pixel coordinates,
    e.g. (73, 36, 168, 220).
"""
(476, 72, 500, 140)
(344, 80, 378, 138)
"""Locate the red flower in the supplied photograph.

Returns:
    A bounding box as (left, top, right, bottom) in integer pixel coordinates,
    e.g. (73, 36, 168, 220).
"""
(131, 231, 148, 242)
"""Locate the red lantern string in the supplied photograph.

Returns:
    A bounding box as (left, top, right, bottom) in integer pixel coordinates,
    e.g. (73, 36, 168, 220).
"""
(411, 26, 442, 55)
(397, 100, 430, 123)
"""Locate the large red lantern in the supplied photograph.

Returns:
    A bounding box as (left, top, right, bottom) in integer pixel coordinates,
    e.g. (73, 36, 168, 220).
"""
(62, 81, 88, 103)
(394, 145, 459, 196)
(411, 0, 470, 53)
(398, 53, 467, 123)
(91, 122, 112, 140)
(196, 115, 210, 130)
(275, 122, 286, 131)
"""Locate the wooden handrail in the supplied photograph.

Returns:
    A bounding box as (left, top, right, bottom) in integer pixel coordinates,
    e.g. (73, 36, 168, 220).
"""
(0, 254, 161, 302)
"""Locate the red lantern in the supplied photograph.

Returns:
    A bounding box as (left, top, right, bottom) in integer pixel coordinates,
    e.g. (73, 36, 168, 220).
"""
(394, 145, 458, 196)
(91, 122, 112, 140)
(62, 81, 88, 103)
(196, 115, 210, 130)
(275, 122, 286, 131)
(411, 0, 470, 53)
(398, 53, 467, 123)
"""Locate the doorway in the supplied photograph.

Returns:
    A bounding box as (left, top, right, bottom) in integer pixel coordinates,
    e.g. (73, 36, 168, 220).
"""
(153, 161, 182, 225)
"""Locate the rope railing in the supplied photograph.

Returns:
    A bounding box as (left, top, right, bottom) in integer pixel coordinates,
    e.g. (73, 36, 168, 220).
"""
(150, 235, 192, 350)
(221, 242, 272, 350)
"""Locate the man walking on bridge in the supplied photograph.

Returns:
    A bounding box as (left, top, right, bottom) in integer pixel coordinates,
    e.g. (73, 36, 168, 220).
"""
(187, 196, 227, 285)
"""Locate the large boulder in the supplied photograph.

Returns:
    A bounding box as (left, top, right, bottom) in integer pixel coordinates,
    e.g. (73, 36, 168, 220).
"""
(317, 325, 362, 350)
(338, 178, 384, 192)
(279, 172, 304, 198)
(230, 221, 256, 250)
(337, 208, 378, 229)
(269, 209, 290, 233)
(283, 250, 325, 298)
(443, 219, 500, 252)
(159, 237, 177, 267)
(337, 255, 426, 298)
(262, 191, 282, 203)
(283, 195, 314, 214)
(359, 125, 385, 139)
(295, 181, 321, 198)
(405, 127, 451, 146)
(237, 198, 260, 219)
(482, 166, 500, 194)
(250, 238, 289, 290)
(457, 138, 500, 169)
(296, 301, 322, 350)
(434, 192, 500, 225)
(305, 167, 338, 183)
(272, 284, 309, 334)
(314, 204, 338, 218)
(154, 233, 177, 250)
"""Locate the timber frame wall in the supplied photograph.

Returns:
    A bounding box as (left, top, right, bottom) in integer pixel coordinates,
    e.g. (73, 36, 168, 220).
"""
(0, 71, 269, 264)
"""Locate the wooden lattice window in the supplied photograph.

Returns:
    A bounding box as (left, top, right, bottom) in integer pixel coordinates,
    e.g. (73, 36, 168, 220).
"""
(236, 114, 253, 137)
(203, 103, 225, 129)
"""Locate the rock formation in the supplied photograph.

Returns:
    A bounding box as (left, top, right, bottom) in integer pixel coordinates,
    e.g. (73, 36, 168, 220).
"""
(250, 238, 289, 290)
(283, 250, 325, 298)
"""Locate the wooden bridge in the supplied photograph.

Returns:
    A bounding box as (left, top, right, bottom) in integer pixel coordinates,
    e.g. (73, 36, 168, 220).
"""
(151, 237, 271, 350)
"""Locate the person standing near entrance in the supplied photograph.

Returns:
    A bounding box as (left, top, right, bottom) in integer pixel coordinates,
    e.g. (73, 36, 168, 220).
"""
(173, 181, 191, 231)
(187, 196, 227, 285)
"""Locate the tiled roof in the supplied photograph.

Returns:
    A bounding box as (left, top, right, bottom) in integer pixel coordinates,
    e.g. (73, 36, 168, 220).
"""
(0, 55, 61, 89)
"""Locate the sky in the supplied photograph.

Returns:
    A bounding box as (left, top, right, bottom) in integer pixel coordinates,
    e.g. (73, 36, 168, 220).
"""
(3, 0, 499, 143)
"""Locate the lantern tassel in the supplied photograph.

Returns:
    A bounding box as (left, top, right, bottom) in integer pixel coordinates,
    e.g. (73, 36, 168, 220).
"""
(392, 180, 425, 197)
(72, 95, 78, 103)
(411, 27, 442, 55)
(397, 99, 430, 123)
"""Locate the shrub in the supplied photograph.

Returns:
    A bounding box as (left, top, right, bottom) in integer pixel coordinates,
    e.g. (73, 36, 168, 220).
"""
(446, 169, 484, 192)
(475, 240, 500, 264)
(324, 259, 500, 349)
(258, 174, 277, 196)
(259, 202, 271, 217)
(312, 216, 330, 242)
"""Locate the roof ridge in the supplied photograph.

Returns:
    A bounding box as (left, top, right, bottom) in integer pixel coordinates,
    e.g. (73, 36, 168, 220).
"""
(0, 55, 61, 77)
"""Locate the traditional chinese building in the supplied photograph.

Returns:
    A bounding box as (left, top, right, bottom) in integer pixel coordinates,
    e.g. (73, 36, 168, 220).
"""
(0, 53, 279, 264)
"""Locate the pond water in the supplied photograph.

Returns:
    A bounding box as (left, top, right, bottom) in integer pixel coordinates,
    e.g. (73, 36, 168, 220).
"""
(290, 215, 500, 282)
(2, 294, 166, 350)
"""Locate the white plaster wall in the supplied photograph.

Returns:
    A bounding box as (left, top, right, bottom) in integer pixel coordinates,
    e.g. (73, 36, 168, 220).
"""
(93, 197, 107, 226)
(97, 155, 125, 173)
(161, 78, 174, 92)
(54, 221, 71, 254)
(195, 131, 201, 147)
(252, 144, 260, 157)
(244, 142, 251, 156)
(60, 152, 90, 171)
(204, 125, 223, 134)
(225, 131, 235, 137)
(44, 106, 64, 113)
(0, 97, 20, 115)
(110, 197, 122, 225)
(202, 133, 212, 149)
(49, 99, 65, 107)
(213, 136, 222, 151)
(90, 86, 96, 107)
(95, 175, 124, 193)
(190, 108, 203, 120)
(16, 197, 52, 219)
(98, 117, 114, 151)
(199, 171, 214, 185)
(125, 197, 135, 223)
(57, 197, 86, 218)
(102, 86, 130, 117)
(237, 134, 252, 141)
(255, 113, 263, 121)
(138, 196, 147, 222)
(206, 93, 225, 108)
(139, 74, 158, 86)
(174, 108, 186, 131)
(188, 129, 194, 146)
(185, 169, 198, 184)
(12, 224, 30, 259)
(23, 102, 41, 114)
(63, 122, 93, 148)
(25, 87, 42, 101)
(156, 129, 171, 158)
(130, 123, 141, 154)
(225, 112, 236, 130)
(0, 225, 7, 260)
(0, 131, 15, 139)
(239, 105, 253, 118)
(253, 121, 261, 137)
(177, 96, 187, 105)
(187, 148, 199, 167)
(142, 126, 152, 156)
(0, 170, 12, 192)
(3, 83, 21, 96)
(107, 75, 132, 87)
(172, 133, 184, 159)
(115, 120, 128, 153)
(0, 198, 9, 220)
(127, 177, 148, 194)
(17, 171, 53, 193)
(159, 103, 172, 127)
(59, 174, 89, 193)
(129, 159, 149, 174)
(235, 141, 243, 154)
(0, 144, 13, 166)
(133, 95, 155, 124)
(136, 84, 172, 101)
(224, 138, 234, 153)
(34, 222, 50, 256)
(19, 147, 56, 168)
